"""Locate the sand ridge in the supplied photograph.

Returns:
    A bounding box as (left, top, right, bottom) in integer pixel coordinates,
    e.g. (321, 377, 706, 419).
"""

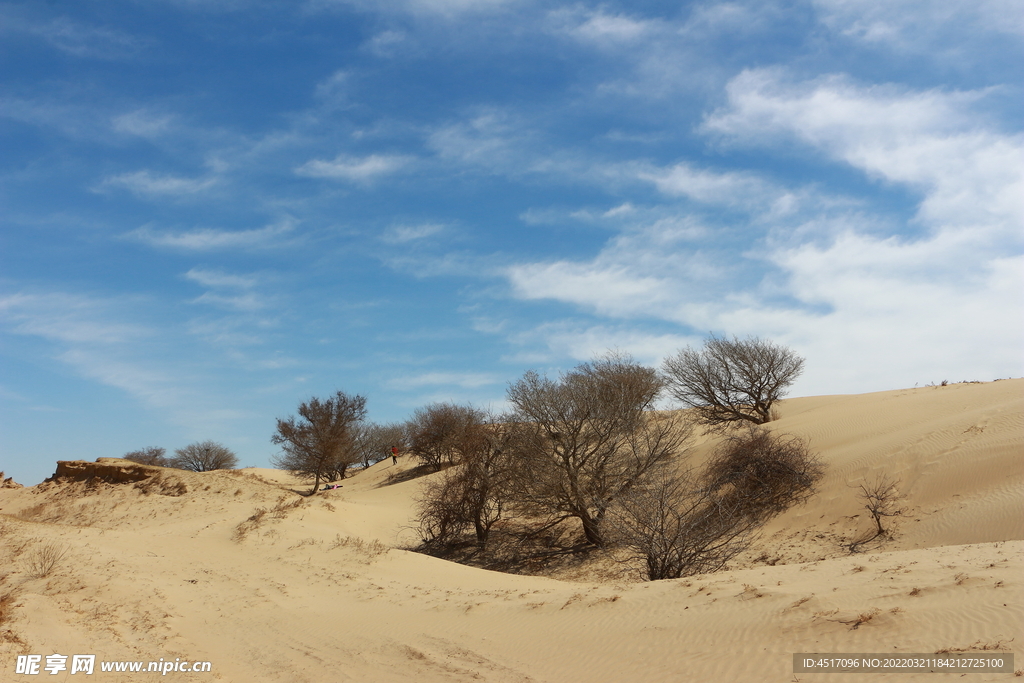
(1, 379, 1021, 681)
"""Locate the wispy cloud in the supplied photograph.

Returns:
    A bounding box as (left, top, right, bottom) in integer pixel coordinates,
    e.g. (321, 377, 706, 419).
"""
(381, 223, 446, 244)
(549, 7, 659, 45)
(183, 268, 260, 289)
(498, 69, 1024, 393)
(112, 109, 175, 137)
(813, 0, 1024, 50)
(101, 170, 217, 196)
(1, 9, 146, 59)
(294, 153, 413, 182)
(703, 70, 1024, 235)
(0, 292, 150, 345)
(388, 371, 501, 389)
(124, 220, 296, 250)
(636, 161, 778, 208)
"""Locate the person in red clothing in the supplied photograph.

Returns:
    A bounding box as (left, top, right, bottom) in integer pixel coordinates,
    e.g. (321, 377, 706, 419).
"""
(391, 445, 399, 465)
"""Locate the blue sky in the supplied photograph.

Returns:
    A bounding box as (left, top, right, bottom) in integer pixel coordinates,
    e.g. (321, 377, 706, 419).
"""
(2, 0, 1022, 485)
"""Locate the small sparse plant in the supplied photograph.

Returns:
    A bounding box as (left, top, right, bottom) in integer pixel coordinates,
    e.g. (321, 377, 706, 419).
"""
(838, 607, 880, 630)
(330, 534, 388, 558)
(232, 508, 268, 541)
(28, 543, 68, 579)
(0, 591, 18, 626)
(847, 474, 903, 552)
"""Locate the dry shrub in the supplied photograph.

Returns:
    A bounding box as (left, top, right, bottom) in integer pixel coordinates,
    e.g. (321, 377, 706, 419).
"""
(28, 543, 68, 579)
(415, 437, 511, 551)
(936, 639, 1013, 654)
(613, 426, 823, 580)
(232, 497, 303, 541)
(847, 474, 903, 552)
(232, 508, 268, 541)
(134, 472, 188, 497)
(15, 503, 51, 523)
(271, 497, 304, 518)
(0, 591, 17, 626)
(330, 535, 388, 558)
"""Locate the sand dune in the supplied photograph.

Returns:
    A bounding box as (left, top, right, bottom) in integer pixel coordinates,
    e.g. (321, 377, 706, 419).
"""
(1, 380, 1021, 681)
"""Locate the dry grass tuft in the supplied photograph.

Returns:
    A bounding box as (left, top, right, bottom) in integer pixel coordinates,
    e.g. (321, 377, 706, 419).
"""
(28, 543, 69, 579)
(935, 639, 1014, 654)
(739, 584, 765, 599)
(232, 507, 268, 541)
(232, 497, 305, 541)
(0, 591, 17, 627)
(835, 607, 881, 630)
(330, 534, 388, 559)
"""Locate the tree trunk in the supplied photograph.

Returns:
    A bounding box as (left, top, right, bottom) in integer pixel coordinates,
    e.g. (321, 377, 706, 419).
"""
(580, 512, 604, 546)
(474, 514, 488, 549)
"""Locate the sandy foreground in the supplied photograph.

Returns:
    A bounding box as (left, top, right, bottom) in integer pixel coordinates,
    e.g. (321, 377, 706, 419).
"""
(1, 380, 1021, 682)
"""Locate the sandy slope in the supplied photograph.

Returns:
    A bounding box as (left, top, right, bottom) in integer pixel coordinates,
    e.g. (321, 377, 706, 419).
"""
(1, 380, 1021, 682)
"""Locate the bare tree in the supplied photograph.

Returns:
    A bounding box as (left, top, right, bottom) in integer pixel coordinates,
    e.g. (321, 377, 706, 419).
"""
(271, 391, 367, 494)
(504, 353, 694, 547)
(123, 446, 168, 467)
(353, 421, 408, 467)
(662, 335, 804, 429)
(416, 419, 512, 550)
(170, 441, 238, 472)
(408, 403, 488, 471)
(614, 426, 823, 580)
(847, 474, 903, 552)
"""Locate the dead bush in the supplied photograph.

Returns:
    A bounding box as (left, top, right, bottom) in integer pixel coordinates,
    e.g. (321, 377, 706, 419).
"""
(330, 534, 388, 558)
(122, 447, 168, 467)
(232, 508, 268, 541)
(847, 474, 903, 552)
(407, 403, 488, 472)
(171, 441, 238, 472)
(416, 418, 513, 550)
(613, 427, 823, 580)
(27, 543, 68, 579)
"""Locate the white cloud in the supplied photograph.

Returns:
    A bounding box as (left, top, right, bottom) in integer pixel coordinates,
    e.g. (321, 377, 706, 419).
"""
(0, 292, 150, 345)
(307, 0, 515, 18)
(381, 223, 446, 244)
(112, 109, 174, 137)
(507, 321, 698, 368)
(1, 11, 145, 59)
(294, 153, 412, 182)
(388, 372, 501, 389)
(813, 0, 1024, 49)
(703, 70, 1024, 237)
(125, 220, 295, 251)
(549, 8, 658, 44)
(498, 70, 1024, 394)
(637, 161, 776, 207)
(101, 170, 216, 196)
(183, 268, 259, 289)
(507, 261, 671, 318)
(190, 292, 267, 311)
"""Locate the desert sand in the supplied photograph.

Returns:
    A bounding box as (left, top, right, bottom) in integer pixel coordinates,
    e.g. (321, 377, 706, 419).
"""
(1, 379, 1021, 682)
